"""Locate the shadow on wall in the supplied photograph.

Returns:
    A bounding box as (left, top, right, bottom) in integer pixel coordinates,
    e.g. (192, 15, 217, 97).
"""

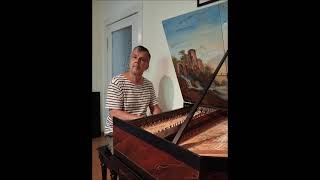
(158, 75, 174, 112)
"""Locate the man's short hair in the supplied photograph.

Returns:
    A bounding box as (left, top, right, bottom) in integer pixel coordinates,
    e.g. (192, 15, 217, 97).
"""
(133, 45, 151, 60)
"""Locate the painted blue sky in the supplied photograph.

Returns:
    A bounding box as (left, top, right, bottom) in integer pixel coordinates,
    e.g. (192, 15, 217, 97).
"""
(162, 1, 228, 67)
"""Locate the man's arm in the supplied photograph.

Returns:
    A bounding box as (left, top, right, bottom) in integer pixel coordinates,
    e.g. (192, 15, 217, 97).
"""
(150, 104, 162, 115)
(109, 109, 144, 121)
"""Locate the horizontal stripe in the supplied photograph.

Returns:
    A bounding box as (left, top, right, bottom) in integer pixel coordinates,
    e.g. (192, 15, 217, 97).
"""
(104, 74, 159, 134)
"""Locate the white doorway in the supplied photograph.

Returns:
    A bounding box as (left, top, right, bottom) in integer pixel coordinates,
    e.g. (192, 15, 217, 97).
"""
(101, 12, 142, 133)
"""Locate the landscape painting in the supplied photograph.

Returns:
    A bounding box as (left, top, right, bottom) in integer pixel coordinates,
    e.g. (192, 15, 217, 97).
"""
(162, 1, 228, 108)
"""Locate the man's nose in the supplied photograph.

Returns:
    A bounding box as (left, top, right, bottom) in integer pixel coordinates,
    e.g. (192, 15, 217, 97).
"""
(136, 58, 143, 63)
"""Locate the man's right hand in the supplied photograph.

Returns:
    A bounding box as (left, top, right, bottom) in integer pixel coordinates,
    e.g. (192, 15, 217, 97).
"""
(109, 109, 144, 121)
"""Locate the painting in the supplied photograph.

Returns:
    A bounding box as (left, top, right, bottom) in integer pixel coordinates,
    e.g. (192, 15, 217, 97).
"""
(162, 0, 228, 108)
(197, 0, 219, 7)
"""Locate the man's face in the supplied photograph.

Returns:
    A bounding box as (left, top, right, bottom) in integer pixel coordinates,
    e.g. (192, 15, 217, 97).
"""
(129, 49, 150, 76)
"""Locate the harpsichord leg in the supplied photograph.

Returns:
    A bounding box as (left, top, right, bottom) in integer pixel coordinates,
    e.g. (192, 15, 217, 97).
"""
(110, 169, 118, 180)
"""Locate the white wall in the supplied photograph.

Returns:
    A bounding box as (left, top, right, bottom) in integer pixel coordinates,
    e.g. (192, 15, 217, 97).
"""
(92, 0, 226, 132)
(142, 1, 196, 112)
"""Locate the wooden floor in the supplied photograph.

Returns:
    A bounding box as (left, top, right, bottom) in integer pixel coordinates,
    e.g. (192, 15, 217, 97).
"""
(92, 135, 114, 180)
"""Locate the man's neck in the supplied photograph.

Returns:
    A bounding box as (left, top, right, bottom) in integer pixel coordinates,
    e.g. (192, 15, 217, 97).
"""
(125, 72, 143, 85)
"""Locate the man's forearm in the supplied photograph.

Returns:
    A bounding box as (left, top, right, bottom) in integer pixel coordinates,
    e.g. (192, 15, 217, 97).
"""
(109, 109, 143, 121)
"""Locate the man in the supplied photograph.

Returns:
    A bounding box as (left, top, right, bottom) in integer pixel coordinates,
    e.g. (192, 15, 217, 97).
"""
(104, 45, 162, 153)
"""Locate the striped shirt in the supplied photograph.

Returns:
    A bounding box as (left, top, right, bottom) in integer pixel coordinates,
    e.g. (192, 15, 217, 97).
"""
(104, 74, 159, 134)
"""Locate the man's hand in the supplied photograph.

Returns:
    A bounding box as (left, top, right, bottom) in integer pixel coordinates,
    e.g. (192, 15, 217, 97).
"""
(150, 104, 162, 115)
(109, 109, 144, 121)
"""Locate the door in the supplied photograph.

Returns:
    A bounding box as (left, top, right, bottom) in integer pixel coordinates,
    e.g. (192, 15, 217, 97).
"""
(106, 12, 142, 84)
(102, 12, 142, 133)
